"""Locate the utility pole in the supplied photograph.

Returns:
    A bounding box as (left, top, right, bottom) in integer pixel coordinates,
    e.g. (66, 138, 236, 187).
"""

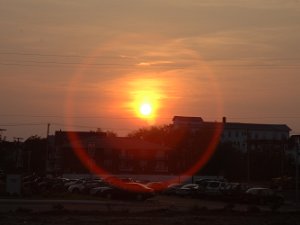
(296, 136, 300, 202)
(14, 137, 24, 170)
(47, 123, 50, 138)
(0, 128, 6, 141)
(281, 143, 286, 178)
(245, 129, 250, 184)
(46, 123, 50, 175)
(14, 137, 23, 142)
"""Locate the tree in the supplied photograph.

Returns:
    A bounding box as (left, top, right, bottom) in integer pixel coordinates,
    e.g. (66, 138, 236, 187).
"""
(127, 124, 224, 175)
(127, 125, 170, 145)
(201, 143, 244, 180)
(0, 140, 18, 173)
(23, 135, 47, 175)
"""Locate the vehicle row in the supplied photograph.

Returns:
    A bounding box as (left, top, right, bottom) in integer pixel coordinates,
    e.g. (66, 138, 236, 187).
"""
(21, 175, 155, 201)
(20, 175, 285, 207)
(163, 180, 284, 207)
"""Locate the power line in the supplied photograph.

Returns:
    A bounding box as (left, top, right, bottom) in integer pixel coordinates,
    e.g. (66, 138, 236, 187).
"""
(0, 114, 172, 120)
(1, 61, 299, 70)
(1, 113, 300, 120)
(0, 52, 134, 59)
(0, 123, 45, 127)
(2, 60, 134, 67)
(0, 62, 186, 70)
(228, 116, 300, 120)
(0, 122, 144, 132)
(51, 123, 133, 131)
(1, 51, 300, 61)
(1, 51, 300, 69)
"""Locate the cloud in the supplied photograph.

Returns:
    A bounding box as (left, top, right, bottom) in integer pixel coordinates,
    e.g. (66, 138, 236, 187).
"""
(137, 61, 174, 66)
(183, 0, 300, 9)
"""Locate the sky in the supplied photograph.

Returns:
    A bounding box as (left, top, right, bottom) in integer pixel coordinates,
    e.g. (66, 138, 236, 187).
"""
(0, 0, 300, 140)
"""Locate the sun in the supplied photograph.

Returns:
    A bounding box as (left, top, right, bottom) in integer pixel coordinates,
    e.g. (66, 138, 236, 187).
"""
(127, 78, 162, 121)
(139, 103, 152, 117)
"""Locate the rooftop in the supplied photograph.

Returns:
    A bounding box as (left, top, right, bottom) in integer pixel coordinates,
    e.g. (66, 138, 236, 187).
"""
(224, 122, 291, 132)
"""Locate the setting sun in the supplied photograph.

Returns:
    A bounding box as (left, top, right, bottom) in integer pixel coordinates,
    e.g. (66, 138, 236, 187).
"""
(140, 103, 152, 117)
(125, 77, 165, 123)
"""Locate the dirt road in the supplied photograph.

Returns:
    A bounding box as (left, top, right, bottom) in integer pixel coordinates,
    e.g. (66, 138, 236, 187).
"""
(1, 195, 300, 225)
(1, 209, 300, 225)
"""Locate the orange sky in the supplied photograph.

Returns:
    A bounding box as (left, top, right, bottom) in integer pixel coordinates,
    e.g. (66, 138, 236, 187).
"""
(0, 0, 300, 140)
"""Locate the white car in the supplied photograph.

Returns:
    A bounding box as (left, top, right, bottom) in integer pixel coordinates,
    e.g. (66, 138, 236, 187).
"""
(68, 180, 105, 194)
(245, 187, 284, 205)
(64, 179, 80, 190)
(175, 183, 199, 197)
(90, 185, 112, 196)
(204, 181, 227, 196)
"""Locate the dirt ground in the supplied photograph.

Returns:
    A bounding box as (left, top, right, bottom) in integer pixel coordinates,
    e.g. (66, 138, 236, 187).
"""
(1, 210, 300, 225)
(1, 195, 300, 225)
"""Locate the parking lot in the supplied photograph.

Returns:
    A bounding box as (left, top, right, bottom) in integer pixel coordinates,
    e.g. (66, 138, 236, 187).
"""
(1, 175, 300, 214)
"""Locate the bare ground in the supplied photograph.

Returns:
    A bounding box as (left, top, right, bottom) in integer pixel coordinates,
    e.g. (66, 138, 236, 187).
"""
(1, 207, 300, 225)
(1, 195, 300, 225)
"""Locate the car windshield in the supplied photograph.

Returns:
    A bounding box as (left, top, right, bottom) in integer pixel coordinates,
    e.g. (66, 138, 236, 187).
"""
(208, 182, 220, 188)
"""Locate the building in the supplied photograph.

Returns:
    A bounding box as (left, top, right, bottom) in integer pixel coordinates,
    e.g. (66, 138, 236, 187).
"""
(172, 116, 291, 152)
(221, 121, 290, 152)
(286, 135, 300, 165)
(173, 116, 204, 130)
(48, 130, 170, 176)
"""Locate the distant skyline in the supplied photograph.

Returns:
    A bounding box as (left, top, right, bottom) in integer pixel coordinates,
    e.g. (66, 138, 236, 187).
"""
(1, 0, 300, 140)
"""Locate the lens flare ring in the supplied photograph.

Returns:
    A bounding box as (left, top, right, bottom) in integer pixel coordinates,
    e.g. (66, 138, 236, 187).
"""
(64, 46, 224, 191)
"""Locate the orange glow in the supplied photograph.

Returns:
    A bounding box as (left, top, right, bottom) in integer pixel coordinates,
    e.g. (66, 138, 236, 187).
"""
(127, 77, 164, 123)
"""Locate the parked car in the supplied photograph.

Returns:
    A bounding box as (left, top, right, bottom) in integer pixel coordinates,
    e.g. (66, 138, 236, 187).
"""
(90, 185, 110, 196)
(162, 183, 183, 195)
(146, 182, 168, 193)
(222, 182, 249, 202)
(50, 177, 71, 192)
(0, 170, 5, 180)
(63, 179, 80, 190)
(244, 187, 284, 206)
(270, 176, 296, 190)
(68, 179, 105, 194)
(175, 183, 199, 197)
(203, 181, 227, 196)
(37, 177, 59, 192)
(104, 176, 135, 184)
(195, 178, 227, 186)
(100, 182, 155, 201)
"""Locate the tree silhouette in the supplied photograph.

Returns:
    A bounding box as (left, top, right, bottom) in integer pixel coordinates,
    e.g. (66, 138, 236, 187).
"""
(23, 135, 47, 175)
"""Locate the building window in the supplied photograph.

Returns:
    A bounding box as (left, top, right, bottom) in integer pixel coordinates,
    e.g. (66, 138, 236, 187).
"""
(103, 148, 112, 156)
(155, 161, 168, 172)
(120, 149, 126, 157)
(228, 131, 231, 138)
(156, 151, 166, 160)
(236, 131, 239, 138)
(103, 160, 112, 168)
(281, 133, 287, 140)
(87, 142, 96, 158)
(119, 160, 133, 171)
